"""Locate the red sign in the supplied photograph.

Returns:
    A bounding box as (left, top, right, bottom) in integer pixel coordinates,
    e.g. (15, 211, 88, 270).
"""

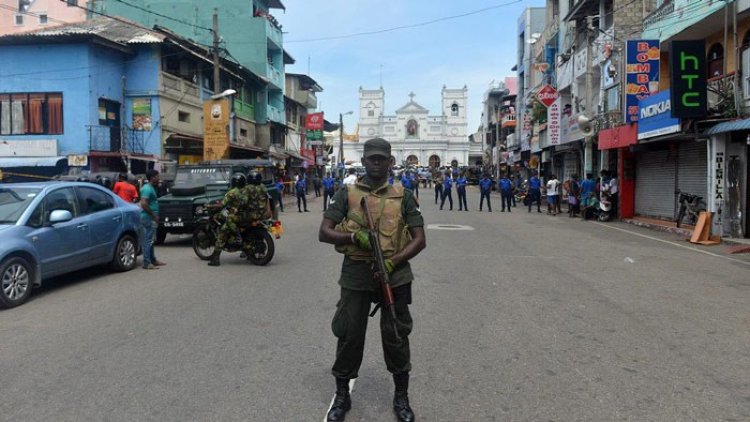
(536, 85, 558, 108)
(305, 112, 324, 130)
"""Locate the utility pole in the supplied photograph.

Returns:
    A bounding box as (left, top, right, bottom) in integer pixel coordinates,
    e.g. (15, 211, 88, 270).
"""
(338, 113, 344, 176)
(584, 16, 595, 175)
(212, 9, 220, 94)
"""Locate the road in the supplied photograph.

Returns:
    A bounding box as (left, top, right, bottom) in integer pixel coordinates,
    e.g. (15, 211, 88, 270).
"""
(2, 187, 749, 421)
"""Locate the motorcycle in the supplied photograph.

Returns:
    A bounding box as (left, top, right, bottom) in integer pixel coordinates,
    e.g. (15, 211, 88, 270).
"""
(581, 191, 611, 222)
(192, 204, 282, 266)
(675, 190, 704, 227)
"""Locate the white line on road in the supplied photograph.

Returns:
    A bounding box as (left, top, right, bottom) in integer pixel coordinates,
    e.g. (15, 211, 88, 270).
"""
(323, 378, 356, 422)
(594, 222, 750, 267)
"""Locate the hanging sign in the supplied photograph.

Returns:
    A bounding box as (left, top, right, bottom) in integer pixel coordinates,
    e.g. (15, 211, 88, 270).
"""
(670, 40, 707, 118)
(548, 97, 561, 145)
(536, 85, 558, 108)
(625, 40, 660, 123)
(305, 112, 324, 130)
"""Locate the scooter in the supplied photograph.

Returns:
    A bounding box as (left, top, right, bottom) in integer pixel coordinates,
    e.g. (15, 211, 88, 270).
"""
(581, 191, 611, 222)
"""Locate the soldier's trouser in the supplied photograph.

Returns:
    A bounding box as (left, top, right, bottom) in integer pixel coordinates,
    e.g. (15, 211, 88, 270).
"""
(331, 286, 413, 379)
(215, 215, 240, 249)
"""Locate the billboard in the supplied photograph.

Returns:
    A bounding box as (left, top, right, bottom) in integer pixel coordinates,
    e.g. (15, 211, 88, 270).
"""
(670, 40, 707, 118)
(625, 40, 660, 123)
(203, 99, 230, 161)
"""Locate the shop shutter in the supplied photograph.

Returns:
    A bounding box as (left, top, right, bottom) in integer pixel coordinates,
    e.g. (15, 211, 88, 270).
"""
(563, 152, 579, 182)
(635, 149, 677, 219)
(677, 141, 708, 203)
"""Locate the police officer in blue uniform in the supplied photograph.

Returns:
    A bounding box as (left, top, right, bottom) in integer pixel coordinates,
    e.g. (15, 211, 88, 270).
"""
(456, 173, 468, 211)
(499, 174, 513, 212)
(296, 175, 309, 212)
(322, 172, 336, 211)
(527, 173, 542, 213)
(479, 174, 493, 212)
(440, 171, 453, 210)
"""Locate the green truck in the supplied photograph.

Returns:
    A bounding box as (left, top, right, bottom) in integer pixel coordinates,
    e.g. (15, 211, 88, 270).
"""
(156, 159, 279, 244)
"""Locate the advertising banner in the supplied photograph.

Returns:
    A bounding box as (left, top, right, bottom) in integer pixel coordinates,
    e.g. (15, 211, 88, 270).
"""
(132, 98, 152, 131)
(203, 99, 230, 161)
(670, 40, 707, 118)
(625, 40, 660, 123)
(548, 97, 561, 145)
(305, 112, 324, 130)
(637, 89, 680, 140)
(536, 85, 558, 108)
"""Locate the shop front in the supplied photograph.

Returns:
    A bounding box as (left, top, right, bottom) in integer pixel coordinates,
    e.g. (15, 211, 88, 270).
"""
(598, 124, 637, 218)
(705, 120, 750, 238)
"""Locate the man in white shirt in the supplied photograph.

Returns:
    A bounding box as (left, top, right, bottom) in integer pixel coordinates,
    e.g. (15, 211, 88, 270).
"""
(607, 170, 619, 218)
(546, 175, 560, 215)
(342, 168, 358, 185)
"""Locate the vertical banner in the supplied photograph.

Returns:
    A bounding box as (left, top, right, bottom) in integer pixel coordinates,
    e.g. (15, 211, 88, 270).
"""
(132, 98, 152, 131)
(670, 40, 707, 118)
(625, 40, 660, 123)
(548, 96, 561, 145)
(203, 98, 230, 161)
(305, 112, 324, 141)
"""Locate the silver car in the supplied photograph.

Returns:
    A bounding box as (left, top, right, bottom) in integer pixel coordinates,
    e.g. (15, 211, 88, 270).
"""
(0, 182, 142, 309)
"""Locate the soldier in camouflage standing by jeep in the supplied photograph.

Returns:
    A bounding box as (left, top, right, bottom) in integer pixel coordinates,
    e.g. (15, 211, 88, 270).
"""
(208, 173, 249, 266)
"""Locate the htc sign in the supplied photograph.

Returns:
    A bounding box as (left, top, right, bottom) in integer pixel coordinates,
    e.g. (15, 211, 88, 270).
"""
(670, 40, 707, 118)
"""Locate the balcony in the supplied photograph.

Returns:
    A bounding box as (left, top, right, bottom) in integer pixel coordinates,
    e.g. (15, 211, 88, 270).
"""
(293, 90, 317, 109)
(161, 72, 200, 102)
(266, 63, 283, 89)
(501, 114, 517, 128)
(267, 104, 285, 124)
(643, 0, 674, 28)
(642, 0, 725, 41)
(707, 72, 738, 118)
(88, 125, 145, 154)
(234, 98, 255, 122)
(266, 18, 283, 48)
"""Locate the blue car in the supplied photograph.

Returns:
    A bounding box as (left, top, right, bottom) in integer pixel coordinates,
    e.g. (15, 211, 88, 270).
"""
(0, 182, 143, 309)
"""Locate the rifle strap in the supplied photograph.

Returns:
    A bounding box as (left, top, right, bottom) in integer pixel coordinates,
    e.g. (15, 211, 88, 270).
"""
(369, 303, 381, 317)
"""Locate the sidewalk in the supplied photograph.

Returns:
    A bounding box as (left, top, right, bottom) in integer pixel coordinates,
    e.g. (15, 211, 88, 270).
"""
(622, 215, 750, 251)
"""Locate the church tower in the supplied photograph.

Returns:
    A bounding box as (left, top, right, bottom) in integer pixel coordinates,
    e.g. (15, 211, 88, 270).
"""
(442, 85, 468, 140)
(358, 87, 384, 138)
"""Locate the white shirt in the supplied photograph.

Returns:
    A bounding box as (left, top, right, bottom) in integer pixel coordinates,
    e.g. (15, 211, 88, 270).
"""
(343, 174, 358, 185)
(546, 179, 560, 196)
(609, 177, 619, 194)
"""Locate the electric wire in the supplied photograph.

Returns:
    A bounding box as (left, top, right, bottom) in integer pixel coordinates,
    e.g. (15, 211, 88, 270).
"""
(111, 0, 214, 33)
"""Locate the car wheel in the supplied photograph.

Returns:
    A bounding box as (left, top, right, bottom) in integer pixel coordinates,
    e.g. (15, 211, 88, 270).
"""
(0, 256, 34, 309)
(111, 235, 138, 272)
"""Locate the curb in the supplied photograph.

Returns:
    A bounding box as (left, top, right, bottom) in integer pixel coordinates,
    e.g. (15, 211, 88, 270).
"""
(622, 218, 693, 238)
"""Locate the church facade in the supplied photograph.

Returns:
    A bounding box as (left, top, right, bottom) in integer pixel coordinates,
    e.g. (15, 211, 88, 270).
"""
(343, 86, 469, 168)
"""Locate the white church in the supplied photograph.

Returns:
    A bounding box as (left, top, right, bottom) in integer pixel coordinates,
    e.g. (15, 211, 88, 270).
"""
(343, 86, 470, 168)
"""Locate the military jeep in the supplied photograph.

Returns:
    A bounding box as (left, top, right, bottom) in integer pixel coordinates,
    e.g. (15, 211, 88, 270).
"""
(156, 159, 278, 244)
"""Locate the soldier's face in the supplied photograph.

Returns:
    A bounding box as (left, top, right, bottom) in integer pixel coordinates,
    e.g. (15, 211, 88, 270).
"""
(364, 154, 389, 179)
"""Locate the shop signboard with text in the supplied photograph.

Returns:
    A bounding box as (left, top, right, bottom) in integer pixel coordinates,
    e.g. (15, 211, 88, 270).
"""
(670, 40, 707, 118)
(548, 97, 561, 145)
(637, 89, 680, 140)
(203, 99, 230, 161)
(625, 40, 660, 123)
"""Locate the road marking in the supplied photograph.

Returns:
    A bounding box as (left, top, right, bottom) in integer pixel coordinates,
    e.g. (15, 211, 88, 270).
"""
(323, 378, 356, 421)
(594, 222, 750, 267)
(426, 224, 475, 231)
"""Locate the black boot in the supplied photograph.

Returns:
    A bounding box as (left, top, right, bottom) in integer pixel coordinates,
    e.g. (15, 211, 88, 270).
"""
(208, 250, 221, 266)
(393, 373, 415, 422)
(327, 377, 351, 422)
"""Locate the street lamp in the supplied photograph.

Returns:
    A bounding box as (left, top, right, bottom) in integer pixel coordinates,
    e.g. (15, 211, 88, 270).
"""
(339, 111, 353, 177)
(210, 89, 237, 100)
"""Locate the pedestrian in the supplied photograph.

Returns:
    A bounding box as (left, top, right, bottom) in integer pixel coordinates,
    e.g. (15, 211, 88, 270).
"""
(456, 172, 468, 211)
(607, 169, 619, 218)
(323, 171, 336, 211)
(567, 174, 580, 217)
(113, 172, 138, 203)
(499, 174, 513, 212)
(440, 171, 453, 210)
(318, 137, 426, 422)
(579, 173, 596, 219)
(478, 173, 492, 212)
(433, 170, 443, 204)
(546, 174, 560, 215)
(510, 175, 518, 207)
(313, 173, 322, 197)
(275, 177, 285, 213)
(296, 175, 309, 212)
(139, 169, 165, 269)
(527, 172, 542, 213)
(343, 168, 358, 185)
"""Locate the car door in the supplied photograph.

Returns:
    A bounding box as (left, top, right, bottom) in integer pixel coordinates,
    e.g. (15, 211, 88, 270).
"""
(75, 186, 122, 262)
(26, 187, 90, 278)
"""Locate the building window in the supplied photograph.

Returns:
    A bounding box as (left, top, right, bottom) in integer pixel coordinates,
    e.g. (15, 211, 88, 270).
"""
(367, 110, 374, 117)
(240, 128, 248, 137)
(0, 93, 63, 135)
(14, 14, 23, 26)
(707, 43, 724, 78)
(406, 119, 418, 137)
(66, 0, 78, 6)
(451, 103, 459, 116)
(178, 111, 190, 123)
(39, 13, 48, 25)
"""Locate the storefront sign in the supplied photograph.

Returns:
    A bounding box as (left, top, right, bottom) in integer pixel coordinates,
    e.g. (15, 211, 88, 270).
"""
(637, 90, 680, 140)
(132, 98, 152, 131)
(67, 154, 88, 167)
(203, 99, 230, 161)
(536, 85, 558, 108)
(560, 103, 583, 143)
(670, 40, 707, 118)
(715, 151, 724, 200)
(0, 139, 58, 157)
(306, 130, 323, 140)
(548, 97, 561, 145)
(305, 112, 324, 130)
(625, 40, 660, 123)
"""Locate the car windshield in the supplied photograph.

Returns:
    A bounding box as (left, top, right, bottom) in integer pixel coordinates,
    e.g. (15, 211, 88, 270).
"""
(174, 167, 230, 185)
(0, 187, 41, 224)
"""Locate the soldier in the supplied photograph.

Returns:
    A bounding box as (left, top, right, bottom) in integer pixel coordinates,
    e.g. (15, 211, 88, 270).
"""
(209, 173, 249, 266)
(318, 138, 426, 422)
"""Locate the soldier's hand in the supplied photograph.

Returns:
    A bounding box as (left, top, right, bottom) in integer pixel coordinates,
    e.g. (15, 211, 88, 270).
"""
(384, 258, 395, 274)
(353, 230, 372, 250)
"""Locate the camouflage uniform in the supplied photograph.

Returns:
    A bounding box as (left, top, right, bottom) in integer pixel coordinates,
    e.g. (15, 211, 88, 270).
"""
(238, 184, 270, 252)
(215, 187, 249, 250)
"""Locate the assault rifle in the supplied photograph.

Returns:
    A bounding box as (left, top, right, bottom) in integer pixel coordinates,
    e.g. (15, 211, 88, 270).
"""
(360, 197, 401, 340)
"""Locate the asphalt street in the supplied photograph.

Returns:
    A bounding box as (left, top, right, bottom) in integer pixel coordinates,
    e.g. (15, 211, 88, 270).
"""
(2, 187, 749, 422)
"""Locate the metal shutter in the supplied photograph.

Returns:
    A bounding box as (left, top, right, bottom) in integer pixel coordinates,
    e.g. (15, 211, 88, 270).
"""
(635, 149, 677, 219)
(677, 141, 708, 203)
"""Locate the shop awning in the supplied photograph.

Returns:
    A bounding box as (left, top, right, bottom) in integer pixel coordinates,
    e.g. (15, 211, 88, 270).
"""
(0, 156, 67, 168)
(598, 124, 638, 150)
(704, 118, 750, 135)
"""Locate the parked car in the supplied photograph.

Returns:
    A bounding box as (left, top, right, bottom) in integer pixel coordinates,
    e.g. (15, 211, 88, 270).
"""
(0, 182, 143, 309)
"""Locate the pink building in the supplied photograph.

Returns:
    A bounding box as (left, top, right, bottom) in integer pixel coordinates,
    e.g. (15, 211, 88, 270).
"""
(1, 0, 86, 35)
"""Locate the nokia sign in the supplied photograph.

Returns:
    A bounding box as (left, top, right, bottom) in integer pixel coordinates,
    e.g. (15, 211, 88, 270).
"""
(638, 90, 681, 140)
(670, 40, 707, 118)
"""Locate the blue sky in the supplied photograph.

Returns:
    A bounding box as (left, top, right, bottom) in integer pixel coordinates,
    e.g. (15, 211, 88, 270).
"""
(281, 0, 545, 134)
